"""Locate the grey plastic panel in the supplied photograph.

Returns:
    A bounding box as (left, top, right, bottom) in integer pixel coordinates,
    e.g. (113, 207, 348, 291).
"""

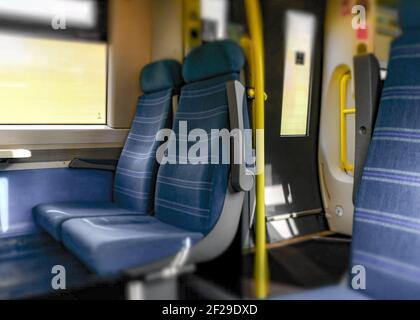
(188, 183, 245, 264)
(353, 54, 382, 203)
(226, 80, 254, 192)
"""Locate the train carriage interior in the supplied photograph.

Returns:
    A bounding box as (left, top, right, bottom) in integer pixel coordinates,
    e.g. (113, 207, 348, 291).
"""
(0, 0, 419, 302)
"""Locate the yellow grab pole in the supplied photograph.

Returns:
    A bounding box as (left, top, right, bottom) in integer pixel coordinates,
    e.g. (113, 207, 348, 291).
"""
(244, 0, 269, 299)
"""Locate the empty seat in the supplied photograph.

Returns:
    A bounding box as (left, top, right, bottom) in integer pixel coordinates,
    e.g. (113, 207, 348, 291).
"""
(278, 0, 420, 300)
(34, 59, 183, 240)
(60, 40, 253, 274)
(62, 216, 203, 274)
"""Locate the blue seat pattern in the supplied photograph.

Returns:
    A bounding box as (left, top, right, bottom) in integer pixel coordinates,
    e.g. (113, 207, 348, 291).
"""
(34, 202, 140, 241)
(154, 74, 236, 234)
(62, 216, 202, 274)
(34, 60, 183, 241)
(59, 41, 248, 274)
(114, 88, 173, 213)
(155, 40, 246, 234)
(351, 0, 420, 300)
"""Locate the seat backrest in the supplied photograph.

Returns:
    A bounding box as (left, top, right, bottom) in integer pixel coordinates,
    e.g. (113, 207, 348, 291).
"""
(114, 60, 183, 214)
(352, 0, 420, 299)
(154, 40, 248, 234)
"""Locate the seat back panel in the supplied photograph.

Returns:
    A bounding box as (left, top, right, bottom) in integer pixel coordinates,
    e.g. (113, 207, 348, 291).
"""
(352, 2, 420, 298)
(113, 59, 183, 214)
(114, 89, 174, 214)
(155, 74, 238, 234)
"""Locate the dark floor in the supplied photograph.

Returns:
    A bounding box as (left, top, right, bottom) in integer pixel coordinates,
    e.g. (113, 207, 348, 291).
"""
(243, 234, 351, 297)
(183, 233, 351, 299)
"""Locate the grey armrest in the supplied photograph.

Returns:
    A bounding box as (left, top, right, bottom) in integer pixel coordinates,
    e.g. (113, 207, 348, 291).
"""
(353, 54, 382, 203)
(69, 158, 118, 172)
(226, 80, 254, 192)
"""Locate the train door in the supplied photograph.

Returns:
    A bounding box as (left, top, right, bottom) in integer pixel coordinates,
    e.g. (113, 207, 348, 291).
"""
(262, 0, 327, 242)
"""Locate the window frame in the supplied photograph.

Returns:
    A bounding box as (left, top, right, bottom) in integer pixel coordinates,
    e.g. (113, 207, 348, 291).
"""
(0, 125, 128, 149)
(0, 0, 118, 146)
(0, 0, 108, 42)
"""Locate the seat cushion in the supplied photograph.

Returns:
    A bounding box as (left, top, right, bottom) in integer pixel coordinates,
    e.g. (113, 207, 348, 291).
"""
(277, 285, 370, 300)
(61, 215, 203, 274)
(34, 202, 142, 241)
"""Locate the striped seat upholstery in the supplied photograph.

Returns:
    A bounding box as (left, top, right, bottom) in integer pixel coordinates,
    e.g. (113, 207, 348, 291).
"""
(351, 1, 420, 299)
(34, 60, 183, 240)
(114, 59, 183, 213)
(113, 88, 173, 213)
(155, 40, 246, 234)
(154, 75, 233, 234)
(59, 40, 249, 274)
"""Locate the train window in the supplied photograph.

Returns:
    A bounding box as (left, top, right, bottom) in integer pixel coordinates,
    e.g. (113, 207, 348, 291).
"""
(0, 0, 97, 29)
(0, 34, 106, 124)
(0, 0, 107, 125)
(280, 10, 316, 136)
(200, 0, 228, 41)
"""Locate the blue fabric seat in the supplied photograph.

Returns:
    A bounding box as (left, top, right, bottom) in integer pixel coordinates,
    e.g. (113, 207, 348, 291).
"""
(60, 40, 249, 274)
(34, 60, 183, 240)
(351, 0, 420, 300)
(33, 202, 140, 241)
(275, 0, 420, 300)
(62, 216, 203, 274)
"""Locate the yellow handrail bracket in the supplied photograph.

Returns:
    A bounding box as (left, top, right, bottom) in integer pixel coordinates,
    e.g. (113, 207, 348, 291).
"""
(339, 72, 356, 173)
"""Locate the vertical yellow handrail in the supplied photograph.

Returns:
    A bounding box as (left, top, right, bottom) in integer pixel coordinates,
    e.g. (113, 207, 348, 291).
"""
(244, 0, 269, 299)
(339, 72, 356, 173)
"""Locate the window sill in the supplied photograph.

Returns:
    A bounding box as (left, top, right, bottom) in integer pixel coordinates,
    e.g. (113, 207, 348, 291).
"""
(0, 125, 129, 148)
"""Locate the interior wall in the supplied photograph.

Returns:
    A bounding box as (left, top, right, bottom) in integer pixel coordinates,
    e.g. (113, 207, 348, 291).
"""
(318, 0, 370, 235)
(319, 0, 396, 235)
(107, 0, 153, 128)
(151, 0, 183, 61)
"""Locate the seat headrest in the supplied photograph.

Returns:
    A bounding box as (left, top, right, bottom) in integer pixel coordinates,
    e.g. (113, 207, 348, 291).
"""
(399, 0, 420, 31)
(140, 59, 183, 94)
(183, 40, 245, 83)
